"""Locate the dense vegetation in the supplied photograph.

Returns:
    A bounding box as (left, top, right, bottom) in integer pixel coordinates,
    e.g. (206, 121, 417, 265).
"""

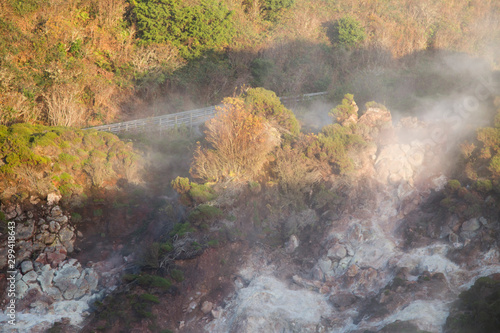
(0, 123, 142, 202)
(445, 277, 500, 333)
(1, 1, 500, 332)
(1, 0, 498, 126)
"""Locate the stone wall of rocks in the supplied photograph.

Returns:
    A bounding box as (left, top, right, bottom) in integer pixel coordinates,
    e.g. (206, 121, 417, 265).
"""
(0, 194, 103, 331)
(1, 204, 77, 267)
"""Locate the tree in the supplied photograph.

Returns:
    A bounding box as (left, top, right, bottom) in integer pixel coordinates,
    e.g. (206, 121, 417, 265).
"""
(330, 93, 358, 125)
(190, 97, 280, 181)
(329, 15, 366, 48)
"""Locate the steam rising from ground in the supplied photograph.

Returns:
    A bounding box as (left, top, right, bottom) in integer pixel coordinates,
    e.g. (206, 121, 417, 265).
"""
(205, 52, 500, 333)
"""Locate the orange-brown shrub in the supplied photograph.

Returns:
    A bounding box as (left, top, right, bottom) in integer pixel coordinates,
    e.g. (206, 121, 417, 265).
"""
(190, 97, 280, 182)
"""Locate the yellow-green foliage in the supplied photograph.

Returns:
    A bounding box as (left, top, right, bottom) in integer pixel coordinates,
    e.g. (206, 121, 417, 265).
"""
(330, 94, 357, 124)
(171, 176, 216, 206)
(0, 123, 143, 200)
(243, 87, 300, 138)
(463, 116, 500, 186)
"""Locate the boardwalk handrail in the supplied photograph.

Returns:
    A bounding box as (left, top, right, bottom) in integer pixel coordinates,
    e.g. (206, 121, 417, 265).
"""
(85, 91, 327, 134)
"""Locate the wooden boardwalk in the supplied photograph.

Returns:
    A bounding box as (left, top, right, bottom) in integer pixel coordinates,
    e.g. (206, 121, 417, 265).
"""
(86, 92, 328, 134)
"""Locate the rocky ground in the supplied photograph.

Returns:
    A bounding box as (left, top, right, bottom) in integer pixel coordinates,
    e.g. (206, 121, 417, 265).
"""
(2, 105, 500, 332)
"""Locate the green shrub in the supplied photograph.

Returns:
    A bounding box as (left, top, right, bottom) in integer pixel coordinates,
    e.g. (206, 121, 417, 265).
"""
(365, 101, 388, 110)
(305, 124, 364, 175)
(59, 140, 70, 149)
(160, 242, 173, 253)
(330, 94, 357, 123)
(475, 179, 493, 193)
(207, 239, 219, 247)
(125, 273, 172, 291)
(71, 212, 82, 223)
(261, 0, 295, 21)
(329, 15, 366, 48)
(170, 222, 195, 237)
(170, 269, 184, 282)
(137, 274, 172, 290)
(188, 183, 216, 204)
(139, 293, 160, 304)
(132, 0, 235, 59)
(188, 204, 223, 226)
(243, 87, 300, 137)
(445, 277, 500, 333)
(58, 153, 77, 165)
(35, 132, 59, 147)
(446, 179, 462, 192)
(250, 59, 275, 87)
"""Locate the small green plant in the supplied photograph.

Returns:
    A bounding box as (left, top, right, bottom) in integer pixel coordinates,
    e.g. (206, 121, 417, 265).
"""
(70, 212, 82, 223)
(93, 209, 103, 217)
(188, 183, 216, 204)
(188, 204, 223, 226)
(127, 274, 172, 291)
(139, 293, 160, 304)
(191, 241, 202, 251)
(207, 239, 219, 247)
(330, 94, 357, 124)
(475, 179, 492, 193)
(160, 242, 174, 253)
(248, 181, 261, 194)
(170, 269, 184, 282)
(170, 222, 195, 237)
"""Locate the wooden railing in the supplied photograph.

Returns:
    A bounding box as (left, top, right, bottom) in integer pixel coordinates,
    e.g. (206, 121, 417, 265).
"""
(85, 91, 328, 134)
